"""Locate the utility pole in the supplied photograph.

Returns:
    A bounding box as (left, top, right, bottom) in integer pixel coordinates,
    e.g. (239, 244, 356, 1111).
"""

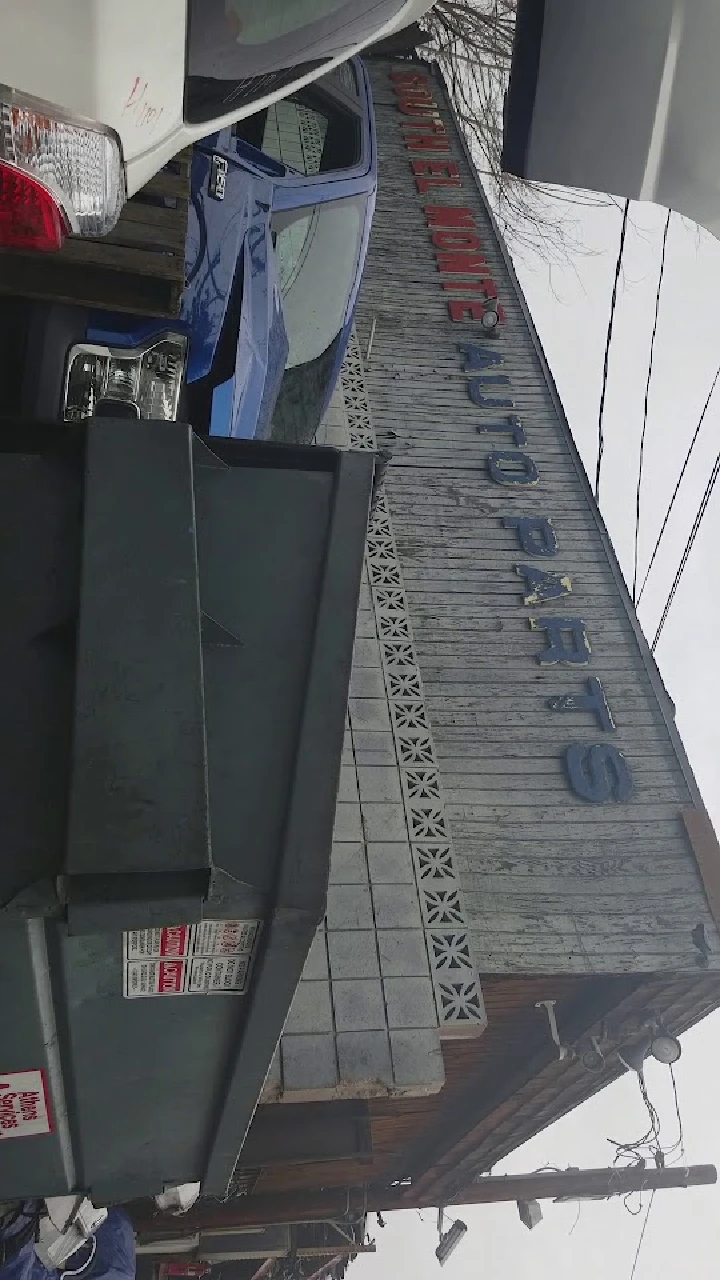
(131, 1163, 716, 1235)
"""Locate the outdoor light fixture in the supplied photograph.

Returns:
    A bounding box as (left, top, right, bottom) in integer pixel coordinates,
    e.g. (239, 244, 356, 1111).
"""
(617, 1034, 652, 1076)
(517, 1200, 543, 1231)
(481, 306, 499, 331)
(580, 1037, 605, 1072)
(649, 1031, 682, 1065)
(618, 1022, 682, 1073)
(435, 1219, 467, 1266)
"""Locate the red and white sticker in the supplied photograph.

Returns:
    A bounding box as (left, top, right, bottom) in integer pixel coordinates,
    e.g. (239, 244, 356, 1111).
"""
(123, 920, 260, 999)
(0, 1070, 52, 1140)
(124, 959, 186, 998)
(124, 926, 192, 961)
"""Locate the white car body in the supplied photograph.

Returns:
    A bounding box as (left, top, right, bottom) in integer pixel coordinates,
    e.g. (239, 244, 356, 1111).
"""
(502, 0, 720, 240)
(0, 0, 430, 197)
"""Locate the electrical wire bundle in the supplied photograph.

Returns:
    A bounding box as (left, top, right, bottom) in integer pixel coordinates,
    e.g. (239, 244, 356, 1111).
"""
(607, 1065, 687, 1278)
(608, 1064, 685, 1176)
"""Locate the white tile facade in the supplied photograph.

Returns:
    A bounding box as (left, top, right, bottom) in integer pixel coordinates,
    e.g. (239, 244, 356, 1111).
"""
(265, 335, 486, 1103)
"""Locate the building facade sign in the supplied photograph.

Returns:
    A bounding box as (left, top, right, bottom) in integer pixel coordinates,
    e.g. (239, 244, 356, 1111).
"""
(387, 65, 634, 808)
(267, 60, 720, 1107)
(352, 59, 720, 976)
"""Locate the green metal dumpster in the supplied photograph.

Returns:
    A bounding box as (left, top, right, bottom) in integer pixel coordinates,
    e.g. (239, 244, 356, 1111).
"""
(0, 420, 374, 1205)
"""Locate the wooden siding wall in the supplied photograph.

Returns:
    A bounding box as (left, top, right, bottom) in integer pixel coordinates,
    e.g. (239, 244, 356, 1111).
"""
(410, 969, 720, 1200)
(248, 971, 602, 1196)
(355, 60, 720, 975)
(235, 968, 720, 1200)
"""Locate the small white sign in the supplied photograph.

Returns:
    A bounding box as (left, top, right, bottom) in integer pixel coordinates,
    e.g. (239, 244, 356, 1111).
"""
(0, 1069, 52, 1140)
(188, 955, 251, 995)
(193, 920, 259, 957)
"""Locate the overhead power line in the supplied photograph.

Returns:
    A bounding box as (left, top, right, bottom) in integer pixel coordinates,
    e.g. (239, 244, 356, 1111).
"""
(670, 1064, 686, 1166)
(632, 210, 672, 603)
(652, 444, 720, 651)
(595, 199, 631, 502)
(629, 1190, 655, 1280)
(637, 357, 720, 606)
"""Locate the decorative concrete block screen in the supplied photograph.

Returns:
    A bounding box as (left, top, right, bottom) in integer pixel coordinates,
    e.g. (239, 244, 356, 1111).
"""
(263, 335, 486, 1103)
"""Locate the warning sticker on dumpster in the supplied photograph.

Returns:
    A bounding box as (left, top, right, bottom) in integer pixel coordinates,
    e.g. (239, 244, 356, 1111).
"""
(187, 955, 251, 994)
(123, 920, 260, 998)
(192, 920, 259, 957)
(124, 959, 187, 998)
(0, 1070, 52, 1140)
(124, 926, 192, 961)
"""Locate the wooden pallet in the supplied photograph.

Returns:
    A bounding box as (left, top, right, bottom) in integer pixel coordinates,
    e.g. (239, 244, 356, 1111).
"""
(0, 149, 192, 317)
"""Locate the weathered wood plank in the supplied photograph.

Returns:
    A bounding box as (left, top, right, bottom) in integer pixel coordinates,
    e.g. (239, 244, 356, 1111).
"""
(58, 236, 183, 280)
(447, 819, 685, 842)
(455, 848, 702, 875)
(433, 732, 680, 752)
(442, 785, 685, 807)
(441, 761, 685, 787)
(427, 709, 670, 731)
(403, 614, 649, 636)
(444, 802, 688, 825)
(441, 757, 684, 777)
(417, 668, 666, 688)
(398, 564, 627, 584)
(473, 949, 702, 974)
(420, 685, 669, 708)
(465, 897, 710, 922)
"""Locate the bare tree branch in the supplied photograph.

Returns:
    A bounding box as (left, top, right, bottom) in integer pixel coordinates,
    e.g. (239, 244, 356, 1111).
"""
(417, 0, 612, 264)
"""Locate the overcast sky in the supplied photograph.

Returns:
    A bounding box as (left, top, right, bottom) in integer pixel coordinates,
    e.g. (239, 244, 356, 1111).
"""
(355, 199, 720, 1279)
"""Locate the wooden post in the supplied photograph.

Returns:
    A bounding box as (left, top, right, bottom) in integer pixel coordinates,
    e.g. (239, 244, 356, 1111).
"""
(131, 1163, 717, 1235)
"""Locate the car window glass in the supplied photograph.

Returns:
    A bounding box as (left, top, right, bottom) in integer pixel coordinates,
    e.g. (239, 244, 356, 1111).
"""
(261, 101, 329, 174)
(272, 193, 363, 368)
(274, 209, 317, 294)
(235, 80, 361, 173)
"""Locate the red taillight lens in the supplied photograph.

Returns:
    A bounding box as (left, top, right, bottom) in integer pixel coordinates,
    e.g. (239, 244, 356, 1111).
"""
(0, 159, 68, 252)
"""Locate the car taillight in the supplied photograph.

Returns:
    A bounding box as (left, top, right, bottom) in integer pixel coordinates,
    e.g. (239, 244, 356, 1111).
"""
(0, 85, 126, 246)
(0, 159, 68, 251)
(63, 334, 189, 423)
